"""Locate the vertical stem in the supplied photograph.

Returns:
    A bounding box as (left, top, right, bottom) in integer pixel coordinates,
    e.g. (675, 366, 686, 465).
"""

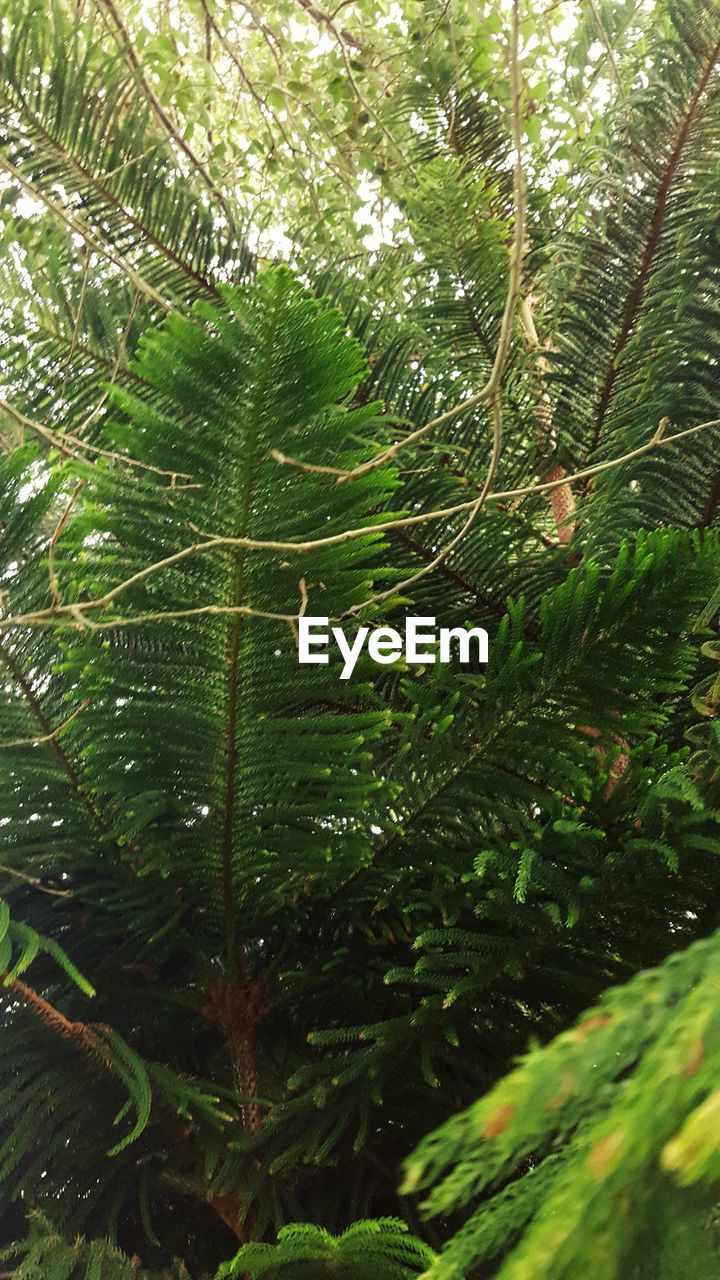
(0, 639, 112, 839)
(216, 276, 285, 1134)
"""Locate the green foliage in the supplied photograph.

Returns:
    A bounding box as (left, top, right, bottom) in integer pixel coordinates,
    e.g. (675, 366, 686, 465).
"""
(0, 892, 95, 991)
(52, 265, 400, 912)
(0, 0, 720, 1275)
(220, 1219, 435, 1278)
(4, 1212, 189, 1279)
(403, 926, 720, 1279)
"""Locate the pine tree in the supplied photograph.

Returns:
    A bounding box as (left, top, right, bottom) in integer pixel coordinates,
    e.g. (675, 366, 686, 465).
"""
(0, 0, 719, 1276)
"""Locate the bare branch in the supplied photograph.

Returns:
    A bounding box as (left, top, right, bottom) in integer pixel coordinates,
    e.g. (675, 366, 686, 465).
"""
(586, 0, 626, 102)
(48, 482, 85, 609)
(294, 0, 362, 47)
(275, 19, 525, 494)
(0, 865, 73, 898)
(289, 0, 408, 169)
(1, 417, 715, 634)
(0, 401, 197, 486)
(345, 395, 504, 616)
(344, 0, 523, 613)
(0, 604, 304, 633)
(0, 698, 90, 749)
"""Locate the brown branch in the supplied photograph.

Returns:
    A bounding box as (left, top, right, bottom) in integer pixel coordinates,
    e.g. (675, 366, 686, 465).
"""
(204, 975, 265, 1139)
(8, 977, 100, 1059)
(586, 0, 626, 103)
(0, 419, 718, 636)
(698, 470, 720, 529)
(591, 32, 720, 452)
(233, 0, 284, 70)
(0, 400, 196, 485)
(0, 697, 90, 749)
(290, 0, 406, 167)
(294, 0, 362, 48)
(198, 0, 285, 150)
(0, 604, 305, 631)
(48, 483, 85, 609)
(0, 865, 73, 898)
(342, 3, 521, 614)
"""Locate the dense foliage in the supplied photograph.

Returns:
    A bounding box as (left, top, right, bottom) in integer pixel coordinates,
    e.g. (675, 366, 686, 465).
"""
(0, 0, 719, 1275)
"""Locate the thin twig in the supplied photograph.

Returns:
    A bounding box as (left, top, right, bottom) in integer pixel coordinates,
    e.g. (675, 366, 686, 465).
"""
(346, 397, 504, 616)
(288, 576, 310, 646)
(294, 0, 362, 48)
(274, 143, 523, 488)
(0, 155, 170, 312)
(220, 417, 720, 557)
(344, 0, 525, 614)
(0, 865, 73, 898)
(0, 604, 303, 633)
(586, 0, 626, 102)
(0, 698, 90, 749)
(60, 252, 92, 399)
(74, 290, 142, 439)
(291, 0, 408, 169)
(0, 400, 197, 485)
(0, 418, 715, 633)
(94, 0, 238, 232)
(272, 9, 520, 488)
(199, 0, 297, 157)
(48, 482, 85, 608)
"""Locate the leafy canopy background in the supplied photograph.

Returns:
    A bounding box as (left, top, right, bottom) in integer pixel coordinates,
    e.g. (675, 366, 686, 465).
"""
(0, 0, 720, 1277)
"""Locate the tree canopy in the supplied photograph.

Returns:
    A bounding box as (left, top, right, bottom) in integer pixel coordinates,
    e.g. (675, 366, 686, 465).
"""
(0, 0, 720, 1276)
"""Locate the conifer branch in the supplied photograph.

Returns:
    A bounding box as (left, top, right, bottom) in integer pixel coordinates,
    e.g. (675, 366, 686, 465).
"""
(591, 29, 720, 450)
(8, 977, 100, 1059)
(0, 640, 111, 838)
(0, 79, 220, 296)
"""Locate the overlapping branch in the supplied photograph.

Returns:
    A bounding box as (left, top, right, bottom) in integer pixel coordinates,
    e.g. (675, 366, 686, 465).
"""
(2, 6, 718, 641)
(93, 0, 238, 234)
(271, 9, 523, 490)
(0, 400, 196, 485)
(0, 156, 171, 313)
(1, 416, 716, 634)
